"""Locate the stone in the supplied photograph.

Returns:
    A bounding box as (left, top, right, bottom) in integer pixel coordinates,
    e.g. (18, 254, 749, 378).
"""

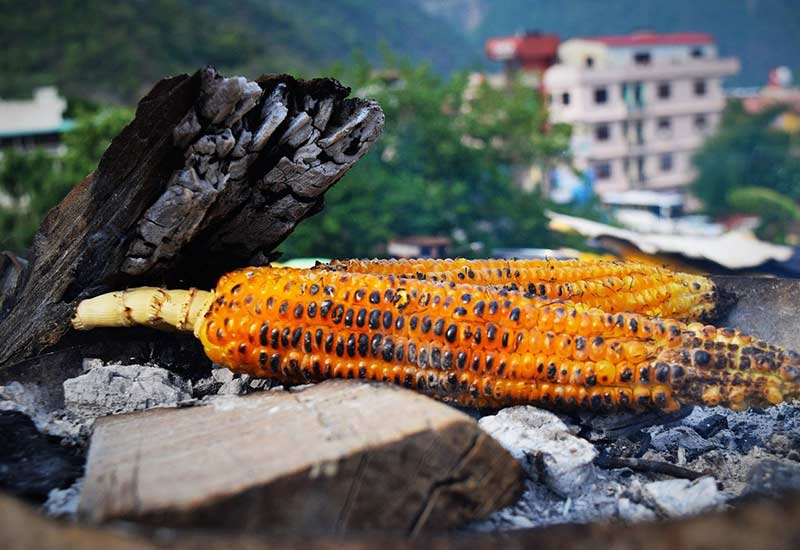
(478, 406, 597, 497)
(63, 364, 192, 419)
(642, 477, 722, 517)
(78, 380, 522, 534)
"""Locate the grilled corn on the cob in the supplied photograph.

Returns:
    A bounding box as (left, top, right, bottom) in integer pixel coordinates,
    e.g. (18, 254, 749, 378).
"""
(72, 266, 800, 412)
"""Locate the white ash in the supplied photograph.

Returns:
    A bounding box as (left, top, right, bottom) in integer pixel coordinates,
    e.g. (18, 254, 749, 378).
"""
(470, 402, 800, 532)
(63, 363, 193, 419)
(478, 406, 597, 497)
(192, 365, 276, 398)
(43, 478, 83, 518)
(641, 477, 723, 517)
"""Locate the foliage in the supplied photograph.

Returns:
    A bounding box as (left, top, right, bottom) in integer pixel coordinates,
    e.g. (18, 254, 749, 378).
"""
(280, 61, 572, 259)
(4, 1, 798, 103)
(691, 101, 800, 217)
(0, 0, 472, 103)
(0, 107, 133, 252)
(727, 186, 800, 243)
(1, 58, 574, 259)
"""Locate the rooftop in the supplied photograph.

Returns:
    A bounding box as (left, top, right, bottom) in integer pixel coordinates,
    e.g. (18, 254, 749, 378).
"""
(485, 33, 560, 62)
(583, 32, 713, 48)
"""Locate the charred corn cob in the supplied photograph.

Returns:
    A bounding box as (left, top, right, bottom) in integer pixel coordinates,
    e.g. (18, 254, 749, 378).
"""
(72, 266, 800, 413)
(322, 258, 718, 321)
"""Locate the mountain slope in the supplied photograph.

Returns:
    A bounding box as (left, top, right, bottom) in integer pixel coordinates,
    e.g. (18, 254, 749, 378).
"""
(0, 0, 473, 102)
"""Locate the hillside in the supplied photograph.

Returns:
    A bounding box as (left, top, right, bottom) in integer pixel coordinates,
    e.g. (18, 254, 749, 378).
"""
(0, 0, 473, 102)
(2, 0, 798, 104)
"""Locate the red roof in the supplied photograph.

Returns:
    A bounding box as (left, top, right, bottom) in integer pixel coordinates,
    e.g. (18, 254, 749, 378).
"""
(485, 34, 560, 62)
(586, 32, 713, 47)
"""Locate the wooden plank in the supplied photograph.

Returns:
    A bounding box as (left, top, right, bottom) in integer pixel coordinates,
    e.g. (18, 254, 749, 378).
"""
(78, 380, 522, 534)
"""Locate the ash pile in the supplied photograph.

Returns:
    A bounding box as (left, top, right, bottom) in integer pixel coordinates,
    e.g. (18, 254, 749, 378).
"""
(2, 358, 799, 533)
(470, 402, 800, 530)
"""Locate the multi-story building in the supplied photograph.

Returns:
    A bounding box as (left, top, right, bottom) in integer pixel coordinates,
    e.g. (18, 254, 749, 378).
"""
(544, 32, 739, 194)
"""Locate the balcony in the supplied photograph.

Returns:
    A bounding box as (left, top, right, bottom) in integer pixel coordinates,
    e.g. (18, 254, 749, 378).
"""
(572, 58, 740, 86)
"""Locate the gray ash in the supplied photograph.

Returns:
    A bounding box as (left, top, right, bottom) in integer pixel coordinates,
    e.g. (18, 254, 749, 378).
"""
(469, 402, 800, 531)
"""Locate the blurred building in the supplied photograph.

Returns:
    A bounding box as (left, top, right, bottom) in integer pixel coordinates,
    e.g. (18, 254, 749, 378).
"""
(485, 31, 560, 79)
(731, 67, 800, 133)
(0, 87, 75, 152)
(387, 236, 451, 258)
(544, 32, 739, 195)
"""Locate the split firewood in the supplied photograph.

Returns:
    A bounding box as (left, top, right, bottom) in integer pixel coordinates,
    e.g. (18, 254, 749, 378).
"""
(78, 380, 522, 534)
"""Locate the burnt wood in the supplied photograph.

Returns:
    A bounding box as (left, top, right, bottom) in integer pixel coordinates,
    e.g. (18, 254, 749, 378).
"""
(0, 68, 383, 373)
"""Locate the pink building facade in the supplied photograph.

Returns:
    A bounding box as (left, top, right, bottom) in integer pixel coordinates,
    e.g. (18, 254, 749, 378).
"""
(544, 32, 739, 194)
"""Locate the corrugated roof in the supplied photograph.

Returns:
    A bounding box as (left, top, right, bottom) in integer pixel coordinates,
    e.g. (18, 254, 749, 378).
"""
(547, 211, 792, 270)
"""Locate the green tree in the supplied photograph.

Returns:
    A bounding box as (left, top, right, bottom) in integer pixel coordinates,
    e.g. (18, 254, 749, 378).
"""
(0, 107, 132, 252)
(692, 101, 800, 216)
(280, 61, 571, 259)
(727, 186, 800, 243)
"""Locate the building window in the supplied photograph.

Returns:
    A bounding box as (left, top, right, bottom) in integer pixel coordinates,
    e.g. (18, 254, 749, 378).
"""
(691, 47, 704, 58)
(634, 51, 651, 65)
(562, 92, 571, 105)
(660, 153, 674, 172)
(657, 117, 672, 134)
(694, 80, 707, 96)
(595, 161, 611, 179)
(595, 124, 610, 141)
(694, 114, 708, 130)
(594, 87, 608, 104)
(586, 56, 594, 68)
(657, 82, 671, 99)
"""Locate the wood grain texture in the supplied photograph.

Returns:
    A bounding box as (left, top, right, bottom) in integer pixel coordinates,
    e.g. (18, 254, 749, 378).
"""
(78, 380, 522, 534)
(0, 68, 383, 373)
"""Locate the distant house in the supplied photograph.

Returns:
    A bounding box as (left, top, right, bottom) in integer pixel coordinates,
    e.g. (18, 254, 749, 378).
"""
(485, 31, 560, 76)
(0, 87, 75, 152)
(544, 32, 739, 195)
(387, 236, 451, 259)
(732, 67, 800, 133)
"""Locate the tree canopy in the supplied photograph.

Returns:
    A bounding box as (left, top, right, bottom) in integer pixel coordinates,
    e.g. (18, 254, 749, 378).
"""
(691, 101, 800, 217)
(280, 62, 572, 259)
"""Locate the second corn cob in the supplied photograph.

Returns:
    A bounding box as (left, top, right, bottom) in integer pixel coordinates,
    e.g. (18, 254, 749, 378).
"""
(322, 258, 718, 321)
